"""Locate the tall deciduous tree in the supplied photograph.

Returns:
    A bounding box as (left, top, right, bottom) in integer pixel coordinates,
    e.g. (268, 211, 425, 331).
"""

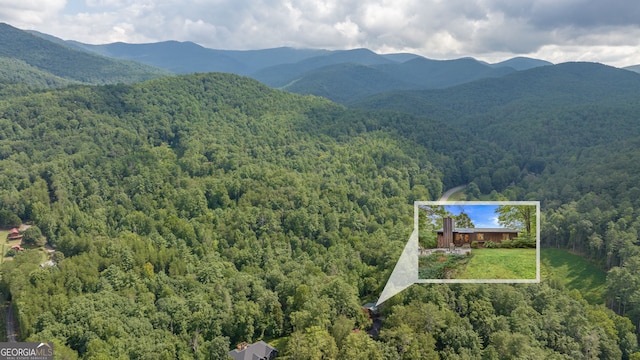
(338, 331, 383, 360)
(496, 205, 536, 236)
(284, 326, 338, 360)
(21, 226, 45, 247)
(454, 211, 474, 228)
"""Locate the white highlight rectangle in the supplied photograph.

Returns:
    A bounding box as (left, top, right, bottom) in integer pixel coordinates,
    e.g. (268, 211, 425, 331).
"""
(415, 201, 540, 284)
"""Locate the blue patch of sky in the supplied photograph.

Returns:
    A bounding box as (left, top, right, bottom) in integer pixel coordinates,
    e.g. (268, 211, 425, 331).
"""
(444, 205, 501, 228)
(63, 2, 90, 14)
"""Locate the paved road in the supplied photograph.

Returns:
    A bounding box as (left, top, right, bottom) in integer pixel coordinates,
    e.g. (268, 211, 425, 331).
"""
(439, 185, 467, 201)
(5, 301, 16, 342)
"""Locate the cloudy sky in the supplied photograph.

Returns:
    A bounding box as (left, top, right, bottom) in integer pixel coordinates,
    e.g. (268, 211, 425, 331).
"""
(1, 0, 639, 67)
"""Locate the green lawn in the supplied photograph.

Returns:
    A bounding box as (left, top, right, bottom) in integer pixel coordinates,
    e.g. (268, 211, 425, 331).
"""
(457, 248, 537, 280)
(0, 230, 9, 245)
(541, 248, 606, 304)
(0, 230, 13, 260)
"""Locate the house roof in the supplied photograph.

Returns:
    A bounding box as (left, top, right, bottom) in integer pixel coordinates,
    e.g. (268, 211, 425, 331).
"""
(362, 302, 378, 313)
(435, 227, 519, 233)
(229, 341, 277, 360)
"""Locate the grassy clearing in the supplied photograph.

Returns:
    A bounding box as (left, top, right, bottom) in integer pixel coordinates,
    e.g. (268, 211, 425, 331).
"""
(0, 228, 50, 263)
(448, 189, 467, 201)
(0, 229, 15, 261)
(457, 248, 537, 280)
(0, 230, 9, 246)
(541, 248, 606, 304)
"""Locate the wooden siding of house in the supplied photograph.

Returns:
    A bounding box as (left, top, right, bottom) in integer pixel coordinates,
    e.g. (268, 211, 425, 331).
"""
(437, 233, 445, 248)
(474, 232, 518, 247)
(437, 231, 518, 248)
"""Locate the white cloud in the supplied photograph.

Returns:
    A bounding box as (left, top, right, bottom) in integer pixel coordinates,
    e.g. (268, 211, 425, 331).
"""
(334, 17, 362, 46)
(0, 0, 66, 25)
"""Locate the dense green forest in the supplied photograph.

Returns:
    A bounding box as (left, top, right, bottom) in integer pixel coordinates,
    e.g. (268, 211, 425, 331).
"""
(0, 71, 639, 359)
(353, 62, 640, 344)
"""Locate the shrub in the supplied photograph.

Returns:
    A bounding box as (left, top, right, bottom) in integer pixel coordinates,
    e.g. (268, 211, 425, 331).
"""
(52, 251, 65, 263)
(419, 253, 468, 279)
(512, 236, 536, 248)
(5, 248, 16, 257)
(471, 241, 479, 249)
(485, 241, 497, 248)
(419, 234, 437, 249)
(501, 240, 512, 248)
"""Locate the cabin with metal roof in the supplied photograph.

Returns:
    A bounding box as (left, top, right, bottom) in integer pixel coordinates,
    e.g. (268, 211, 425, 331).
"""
(7, 228, 22, 241)
(229, 341, 277, 360)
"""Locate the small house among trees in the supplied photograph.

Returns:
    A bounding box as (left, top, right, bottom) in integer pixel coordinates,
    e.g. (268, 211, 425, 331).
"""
(362, 302, 379, 318)
(228, 341, 277, 360)
(7, 228, 22, 241)
(435, 217, 518, 248)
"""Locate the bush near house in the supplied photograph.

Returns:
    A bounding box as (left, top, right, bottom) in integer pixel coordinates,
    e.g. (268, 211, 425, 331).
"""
(485, 236, 535, 249)
(21, 226, 45, 247)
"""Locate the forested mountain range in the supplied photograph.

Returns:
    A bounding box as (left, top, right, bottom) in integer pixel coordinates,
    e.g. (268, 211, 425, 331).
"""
(0, 23, 170, 87)
(351, 62, 640, 173)
(2, 21, 640, 359)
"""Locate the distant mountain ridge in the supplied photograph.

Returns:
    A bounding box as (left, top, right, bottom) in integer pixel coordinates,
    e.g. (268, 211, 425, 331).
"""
(67, 39, 554, 101)
(11, 23, 640, 109)
(353, 62, 640, 114)
(21, 24, 555, 101)
(489, 57, 553, 71)
(624, 64, 640, 74)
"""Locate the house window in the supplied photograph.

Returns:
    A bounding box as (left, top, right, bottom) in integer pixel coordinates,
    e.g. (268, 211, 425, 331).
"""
(502, 233, 509, 240)
(477, 233, 484, 241)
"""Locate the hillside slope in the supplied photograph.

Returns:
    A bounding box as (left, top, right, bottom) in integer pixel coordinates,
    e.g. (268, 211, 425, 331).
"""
(277, 57, 519, 103)
(0, 23, 169, 85)
(351, 63, 640, 332)
(68, 40, 248, 74)
(1, 73, 635, 358)
(352, 62, 640, 158)
(282, 63, 418, 103)
(0, 73, 439, 356)
(0, 57, 75, 88)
